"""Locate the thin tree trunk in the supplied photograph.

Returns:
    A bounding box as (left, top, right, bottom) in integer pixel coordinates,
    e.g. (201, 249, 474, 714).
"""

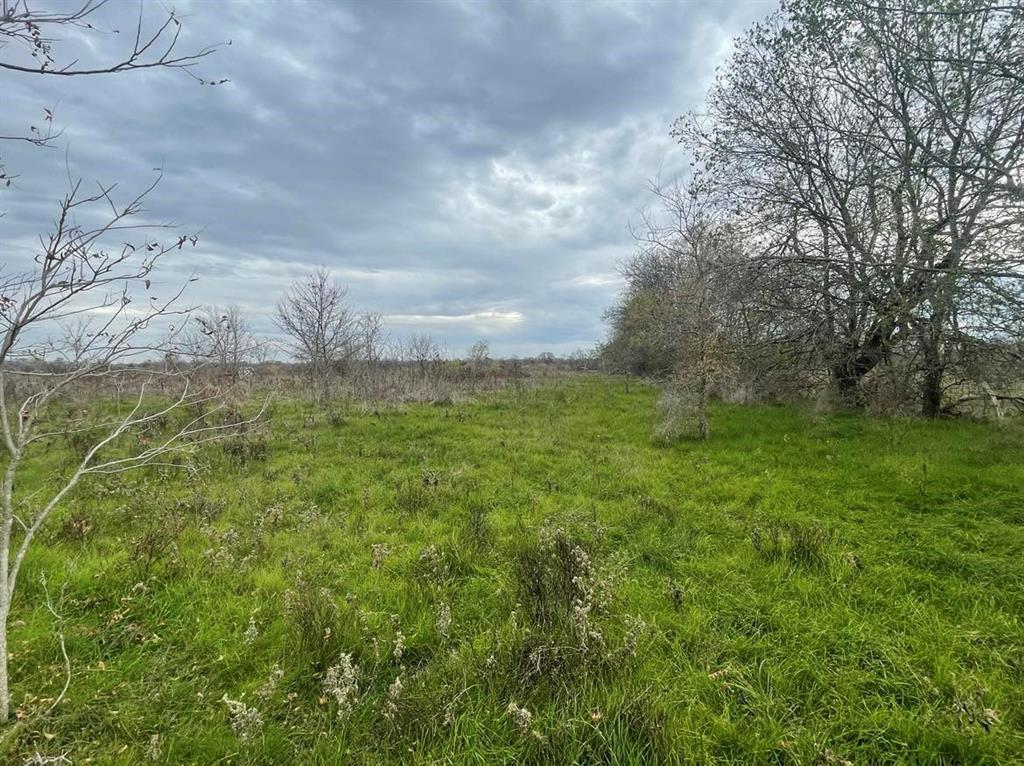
(697, 377, 709, 441)
(0, 600, 8, 721)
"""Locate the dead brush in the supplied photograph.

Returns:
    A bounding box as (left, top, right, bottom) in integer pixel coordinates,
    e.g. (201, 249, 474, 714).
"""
(510, 527, 615, 648)
(282, 577, 371, 684)
(652, 387, 695, 445)
(512, 530, 589, 630)
(175, 492, 225, 524)
(131, 510, 187, 577)
(220, 433, 269, 466)
(501, 537, 636, 690)
(56, 511, 94, 543)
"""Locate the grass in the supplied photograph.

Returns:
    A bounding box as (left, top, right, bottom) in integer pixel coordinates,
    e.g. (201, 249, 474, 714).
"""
(6, 377, 1024, 764)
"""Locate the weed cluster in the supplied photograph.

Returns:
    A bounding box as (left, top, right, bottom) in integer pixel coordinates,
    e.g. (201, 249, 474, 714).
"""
(751, 520, 835, 568)
(506, 526, 640, 687)
(221, 434, 269, 466)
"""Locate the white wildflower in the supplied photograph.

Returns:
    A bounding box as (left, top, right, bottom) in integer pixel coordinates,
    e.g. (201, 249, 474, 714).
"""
(243, 615, 259, 645)
(223, 695, 263, 742)
(436, 602, 452, 639)
(323, 653, 359, 719)
(506, 701, 533, 734)
(257, 663, 284, 701)
(146, 734, 162, 762)
(383, 672, 404, 720)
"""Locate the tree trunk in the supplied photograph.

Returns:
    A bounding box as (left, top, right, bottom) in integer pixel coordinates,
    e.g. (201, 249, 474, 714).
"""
(920, 331, 944, 418)
(696, 363, 709, 441)
(921, 368, 943, 418)
(696, 391, 709, 440)
(830, 363, 864, 409)
(0, 600, 8, 722)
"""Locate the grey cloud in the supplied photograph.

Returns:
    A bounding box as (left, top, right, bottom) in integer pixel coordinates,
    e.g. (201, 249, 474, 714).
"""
(1, 0, 776, 355)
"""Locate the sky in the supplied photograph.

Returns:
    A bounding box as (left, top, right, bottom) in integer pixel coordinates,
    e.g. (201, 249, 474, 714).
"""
(2, 0, 776, 358)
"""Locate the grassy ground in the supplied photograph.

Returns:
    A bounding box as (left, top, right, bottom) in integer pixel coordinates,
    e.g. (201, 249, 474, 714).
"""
(6, 377, 1024, 764)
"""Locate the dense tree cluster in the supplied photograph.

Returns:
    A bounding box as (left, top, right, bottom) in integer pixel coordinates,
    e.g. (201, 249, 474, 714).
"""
(604, 0, 1024, 418)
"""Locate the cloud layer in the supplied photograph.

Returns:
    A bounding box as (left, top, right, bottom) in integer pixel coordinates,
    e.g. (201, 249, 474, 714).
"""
(2, 0, 775, 356)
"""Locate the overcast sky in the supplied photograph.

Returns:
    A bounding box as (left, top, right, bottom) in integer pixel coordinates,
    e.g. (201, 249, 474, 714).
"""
(3, 0, 776, 357)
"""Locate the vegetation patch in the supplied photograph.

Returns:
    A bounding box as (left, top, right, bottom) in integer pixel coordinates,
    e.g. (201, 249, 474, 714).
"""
(3, 379, 1022, 763)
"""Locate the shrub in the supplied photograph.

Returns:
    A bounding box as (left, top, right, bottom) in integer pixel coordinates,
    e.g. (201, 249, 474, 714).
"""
(131, 510, 186, 576)
(510, 527, 616, 658)
(652, 387, 695, 445)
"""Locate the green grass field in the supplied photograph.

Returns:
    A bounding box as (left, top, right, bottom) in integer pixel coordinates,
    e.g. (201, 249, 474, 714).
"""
(7, 377, 1024, 764)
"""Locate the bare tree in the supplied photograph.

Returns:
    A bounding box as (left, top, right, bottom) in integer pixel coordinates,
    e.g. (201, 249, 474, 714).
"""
(467, 339, 489, 372)
(403, 333, 444, 378)
(185, 305, 262, 386)
(623, 180, 745, 439)
(274, 268, 363, 403)
(351, 311, 387, 399)
(0, 180, 261, 723)
(0, 0, 224, 80)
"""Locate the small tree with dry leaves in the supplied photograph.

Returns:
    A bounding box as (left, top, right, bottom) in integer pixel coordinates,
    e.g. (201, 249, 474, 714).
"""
(0, 178, 264, 722)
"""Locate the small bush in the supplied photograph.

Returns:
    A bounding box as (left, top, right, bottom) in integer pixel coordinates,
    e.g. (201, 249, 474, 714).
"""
(131, 511, 186, 576)
(652, 387, 695, 445)
(512, 529, 591, 630)
(511, 527, 614, 634)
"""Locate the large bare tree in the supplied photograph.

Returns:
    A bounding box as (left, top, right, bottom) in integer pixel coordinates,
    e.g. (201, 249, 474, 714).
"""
(274, 268, 365, 403)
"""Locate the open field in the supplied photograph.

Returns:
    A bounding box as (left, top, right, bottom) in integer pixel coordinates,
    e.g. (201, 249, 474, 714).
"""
(7, 377, 1024, 764)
